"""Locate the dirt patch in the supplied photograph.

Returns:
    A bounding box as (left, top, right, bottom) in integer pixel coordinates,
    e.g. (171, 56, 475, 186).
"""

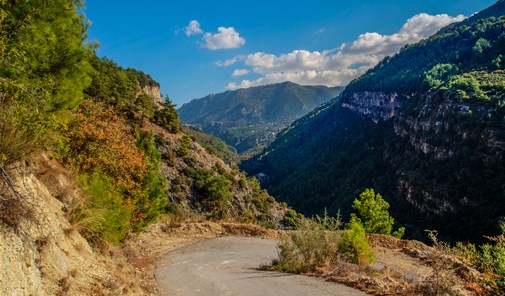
(316, 234, 474, 295)
(221, 223, 278, 238)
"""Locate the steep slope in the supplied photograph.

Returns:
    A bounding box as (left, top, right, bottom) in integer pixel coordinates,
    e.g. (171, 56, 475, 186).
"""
(243, 1, 505, 242)
(0, 159, 157, 295)
(178, 82, 343, 153)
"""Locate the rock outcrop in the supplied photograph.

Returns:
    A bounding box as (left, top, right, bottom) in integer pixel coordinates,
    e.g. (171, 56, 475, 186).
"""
(0, 160, 156, 295)
(141, 82, 163, 109)
(0, 166, 112, 295)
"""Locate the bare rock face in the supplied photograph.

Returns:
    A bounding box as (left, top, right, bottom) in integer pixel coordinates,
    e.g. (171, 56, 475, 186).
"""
(141, 83, 163, 109)
(341, 91, 404, 122)
(0, 167, 115, 295)
(393, 93, 504, 161)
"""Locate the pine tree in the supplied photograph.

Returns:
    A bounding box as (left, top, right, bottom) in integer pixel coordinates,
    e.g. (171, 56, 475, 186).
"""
(351, 188, 405, 238)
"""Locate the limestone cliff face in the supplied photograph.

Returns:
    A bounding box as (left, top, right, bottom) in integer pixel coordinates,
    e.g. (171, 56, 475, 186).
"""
(140, 82, 163, 109)
(137, 80, 163, 108)
(341, 89, 504, 162)
(338, 88, 505, 239)
(341, 91, 405, 122)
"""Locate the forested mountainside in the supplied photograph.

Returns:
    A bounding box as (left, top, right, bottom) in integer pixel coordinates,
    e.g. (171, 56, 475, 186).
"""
(178, 82, 343, 154)
(243, 0, 505, 243)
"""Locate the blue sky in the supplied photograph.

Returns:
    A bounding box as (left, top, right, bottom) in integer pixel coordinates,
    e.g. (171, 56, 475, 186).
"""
(85, 0, 496, 106)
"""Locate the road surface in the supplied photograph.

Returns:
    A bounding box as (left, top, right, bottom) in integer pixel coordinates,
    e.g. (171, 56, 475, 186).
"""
(155, 236, 367, 296)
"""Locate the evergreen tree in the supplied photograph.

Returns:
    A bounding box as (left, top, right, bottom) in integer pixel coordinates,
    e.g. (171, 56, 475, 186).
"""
(0, 0, 91, 166)
(351, 188, 405, 239)
(155, 96, 180, 133)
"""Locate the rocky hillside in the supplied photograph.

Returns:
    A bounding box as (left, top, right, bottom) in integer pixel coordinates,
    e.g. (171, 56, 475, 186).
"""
(178, 82, 343, 154)
(242, 0, 505, 243)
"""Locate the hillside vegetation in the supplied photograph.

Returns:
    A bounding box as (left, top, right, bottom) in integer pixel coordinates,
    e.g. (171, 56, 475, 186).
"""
(243, 0, 505, 243)
(178, 81, 343, 154)
(0, 0, 289, 249)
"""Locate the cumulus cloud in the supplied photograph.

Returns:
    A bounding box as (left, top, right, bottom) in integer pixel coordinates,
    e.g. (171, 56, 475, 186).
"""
(185, 20, 203, 36)
(232, 69, 250, 77)
(184, 21, 245, 50)
(203, 27, 246, 50)
(224, 13, 465, 89)
(341, 13, 465, 55)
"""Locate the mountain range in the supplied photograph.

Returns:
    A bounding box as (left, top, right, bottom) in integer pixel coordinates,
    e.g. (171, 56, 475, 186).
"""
(242, 0, 505, 243)
(178, 82, 343, 154)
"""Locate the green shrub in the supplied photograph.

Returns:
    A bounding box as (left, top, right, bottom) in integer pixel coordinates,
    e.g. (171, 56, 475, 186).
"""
(81, 173, 132, 245)
(274, 210, 375, 273)
(176, 135, 191, 157)
(338, 216, 375, 266)
(183, 167, 232, 220)
(154, 97, 180, 133)
(0, 103, 43, 167)
(282, 209, 304, 229)
(0, 0, 91, 167)
(134, 131, 168, 230)
(424, 63, 458, 89)
(454, 219, 505, 294)
(352, 188, 405, 239)
(135, 94, 155, 119)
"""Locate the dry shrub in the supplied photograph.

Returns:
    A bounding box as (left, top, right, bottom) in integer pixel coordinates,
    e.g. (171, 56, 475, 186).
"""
(64, 199, 103, 239)
(0, 193, 28, 227)
(276, 219, 343, 273)
(62, 100, 147, 194)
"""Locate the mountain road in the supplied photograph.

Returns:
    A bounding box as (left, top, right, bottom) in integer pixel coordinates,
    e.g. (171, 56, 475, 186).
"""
(155, 236, 368, 296)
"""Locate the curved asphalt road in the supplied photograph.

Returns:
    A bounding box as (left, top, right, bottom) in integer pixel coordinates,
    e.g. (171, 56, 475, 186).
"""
(155, 236, 367, 296)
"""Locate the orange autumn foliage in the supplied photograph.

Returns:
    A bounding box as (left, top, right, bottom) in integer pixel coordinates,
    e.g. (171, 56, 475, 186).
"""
(63, 100, 147, 194)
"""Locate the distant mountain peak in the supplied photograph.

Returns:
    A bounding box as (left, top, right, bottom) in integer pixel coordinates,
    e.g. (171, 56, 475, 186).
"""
(178, 82, 343, 153)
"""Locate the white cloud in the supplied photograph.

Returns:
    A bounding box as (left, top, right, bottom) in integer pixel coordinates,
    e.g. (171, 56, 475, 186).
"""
(216, 55, 246, 67)
(203, 27, 245, 50)
(184, 21, 246, 50)
(224, 13, 465, 89)
(400, 13, 465, 36)
(185, 20, 203, 36)
(232, 69, 250, 77)
(341, 13, 465, 56)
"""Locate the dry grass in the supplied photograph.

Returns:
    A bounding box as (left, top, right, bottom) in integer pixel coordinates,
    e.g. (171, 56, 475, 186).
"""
(64, 200, 103, 239)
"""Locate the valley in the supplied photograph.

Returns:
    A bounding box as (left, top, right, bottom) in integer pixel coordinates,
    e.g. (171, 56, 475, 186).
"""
(1, 0, 504, 295)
